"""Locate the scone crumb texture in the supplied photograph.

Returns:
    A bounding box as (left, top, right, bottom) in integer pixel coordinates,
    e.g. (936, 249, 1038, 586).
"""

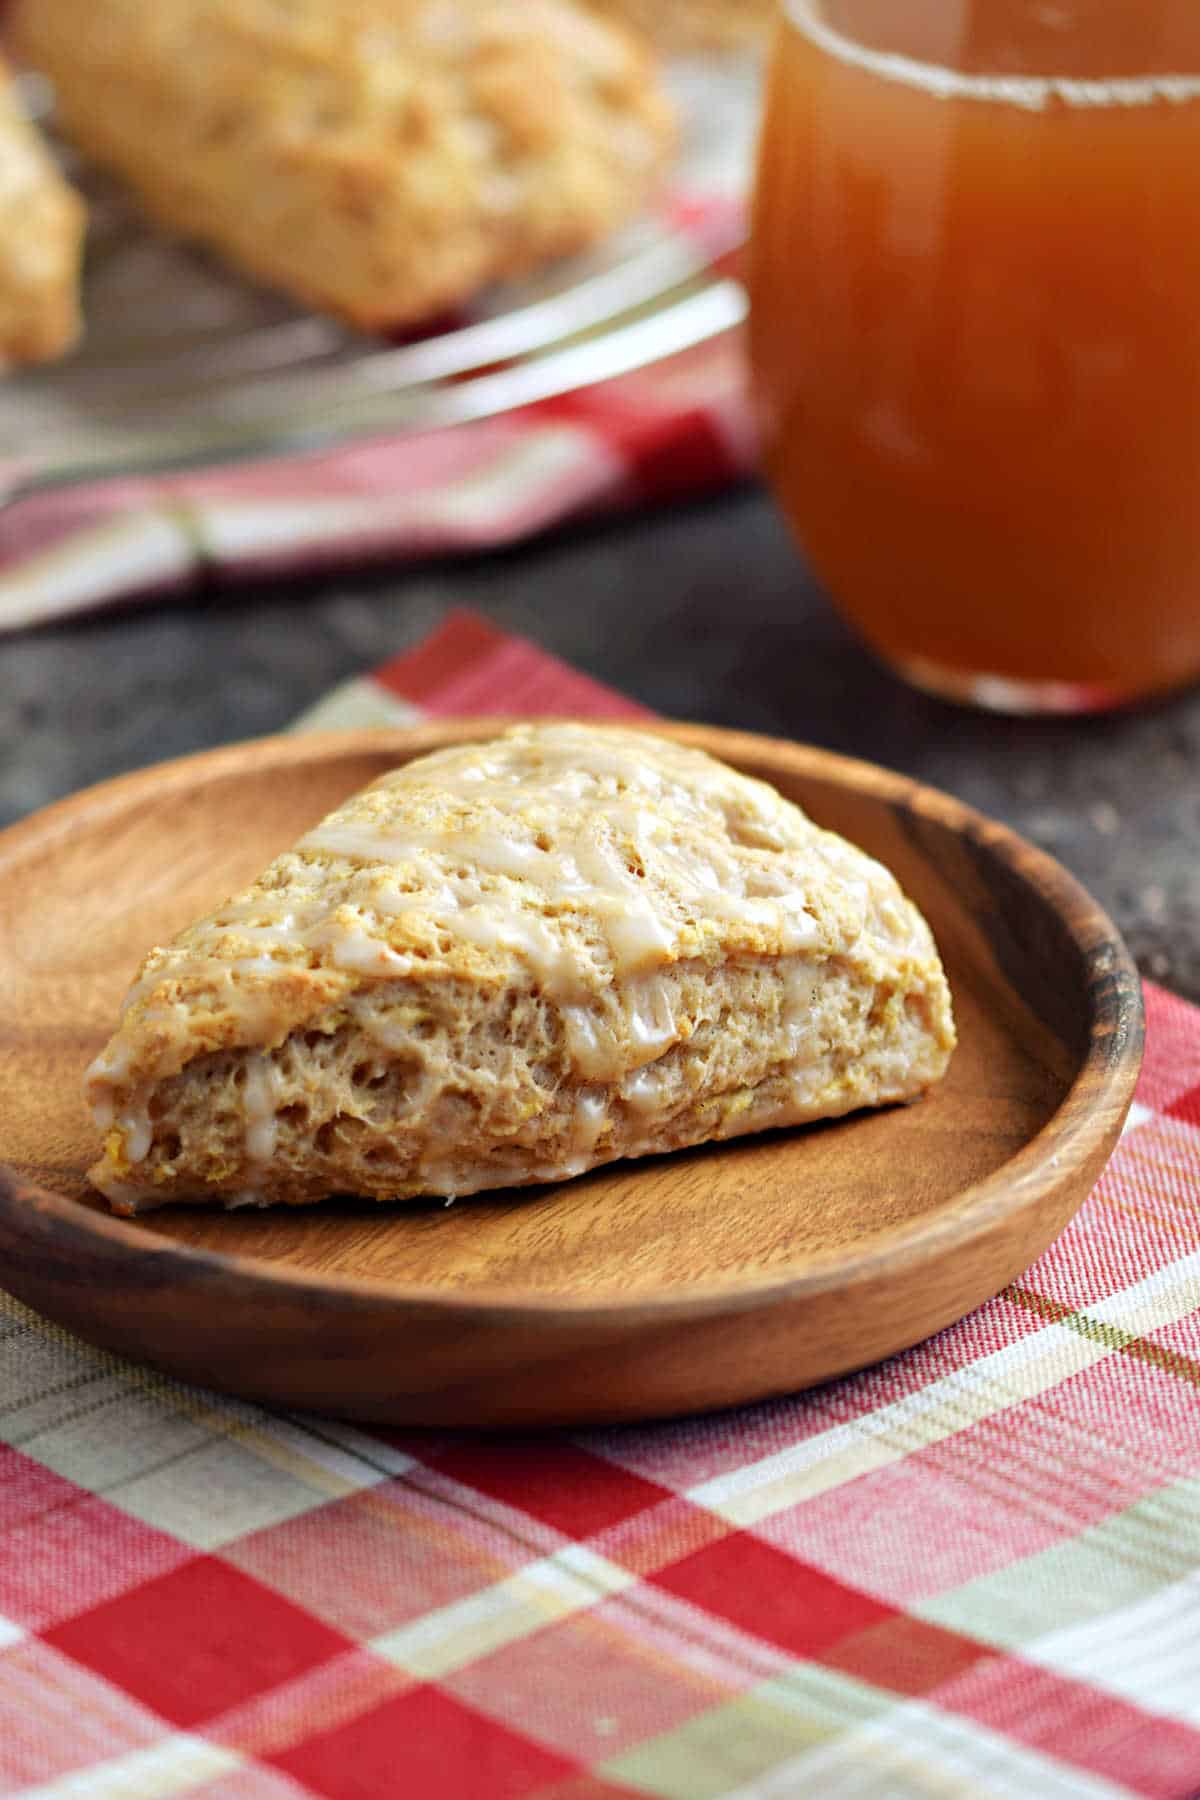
(85, 723, 956, 1214)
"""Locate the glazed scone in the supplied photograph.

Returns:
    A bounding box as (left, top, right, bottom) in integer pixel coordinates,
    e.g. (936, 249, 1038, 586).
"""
(583, 0, 776, 51)
(86, 724, 956, 1215)
(11, 0, 675, 332)
(0, 58, 85, 367)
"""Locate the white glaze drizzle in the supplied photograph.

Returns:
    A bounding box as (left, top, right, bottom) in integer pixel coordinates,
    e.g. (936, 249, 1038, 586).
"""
(441, 904, 585, 999)
(564, 1088, 609, 1171)
(242, 1053, 280, 1165)
(90, 1041, 132, 1084)
(117, 1108, 152, 1165)
(298, 766, 814, 990)
(325, 927, 410, 976)
(561, 1004, 622, 1080)
(783, 961, 821, 1043)
(624, 1063, 672, 1116)
(626, 973, 677, 1060)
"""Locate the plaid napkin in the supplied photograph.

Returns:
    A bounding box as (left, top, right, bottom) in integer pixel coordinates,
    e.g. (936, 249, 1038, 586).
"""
(3, 614, 1200, 1800)
(0, 333, 754, 636)
(0, 91, 754, 641)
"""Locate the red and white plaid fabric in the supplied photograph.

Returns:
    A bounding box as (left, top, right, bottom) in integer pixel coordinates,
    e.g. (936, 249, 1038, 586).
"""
(2, 612, 1199, 1799)
(0, 314, 753, 636)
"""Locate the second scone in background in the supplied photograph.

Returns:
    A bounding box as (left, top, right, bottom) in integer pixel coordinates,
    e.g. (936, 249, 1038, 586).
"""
(10, 0, 683, 335)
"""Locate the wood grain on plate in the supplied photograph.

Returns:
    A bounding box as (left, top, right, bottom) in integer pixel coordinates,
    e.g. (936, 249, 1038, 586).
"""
(0, 722, 1143, 1426)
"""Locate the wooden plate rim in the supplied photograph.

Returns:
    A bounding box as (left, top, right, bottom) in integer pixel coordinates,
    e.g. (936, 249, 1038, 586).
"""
(0, 720, 1145, 1324)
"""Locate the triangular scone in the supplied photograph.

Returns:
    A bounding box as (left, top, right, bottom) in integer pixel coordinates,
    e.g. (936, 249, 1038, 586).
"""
(0, 58, 84, 368)
(86, 725, 956, 1215)
(12, 0, 674, 333)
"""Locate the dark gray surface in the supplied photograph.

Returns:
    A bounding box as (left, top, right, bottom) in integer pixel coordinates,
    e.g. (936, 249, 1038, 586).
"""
(3, 485, 1197, 996)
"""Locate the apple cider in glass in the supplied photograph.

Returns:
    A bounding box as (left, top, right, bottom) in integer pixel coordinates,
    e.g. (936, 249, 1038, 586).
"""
(749, 1, 1200, 710)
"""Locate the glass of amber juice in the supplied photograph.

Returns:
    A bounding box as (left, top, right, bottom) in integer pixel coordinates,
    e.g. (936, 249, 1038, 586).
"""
(749, 0, 1200, 711)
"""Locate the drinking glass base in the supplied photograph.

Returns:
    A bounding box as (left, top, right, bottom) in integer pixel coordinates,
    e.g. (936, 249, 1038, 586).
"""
(892, 655, 1127, 716)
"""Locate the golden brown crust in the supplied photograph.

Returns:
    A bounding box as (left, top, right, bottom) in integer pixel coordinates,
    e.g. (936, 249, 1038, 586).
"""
(87, 725, 955, 1214)
(0, 57, 85, 367)
(12, 0, 675, 331)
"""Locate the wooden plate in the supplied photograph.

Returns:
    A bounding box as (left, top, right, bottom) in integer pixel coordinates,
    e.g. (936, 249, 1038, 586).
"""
(0, 722, 1143, 1427)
